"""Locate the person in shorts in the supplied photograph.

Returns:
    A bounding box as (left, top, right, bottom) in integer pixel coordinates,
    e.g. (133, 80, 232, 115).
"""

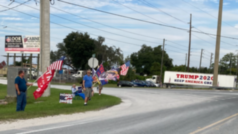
(83, 69, 93, 106)
(98, 84, 103, 95)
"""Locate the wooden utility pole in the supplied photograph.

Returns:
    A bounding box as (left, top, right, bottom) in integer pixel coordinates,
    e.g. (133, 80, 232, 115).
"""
(13, 53, 16, 66)
(236, 54, 238, 88)
(30, 54, 32, 80)
(37, 54, 40, 78)
(199, 49, 204, 72)
(185, 53, 187, 71)
(210, 53, 213, 72)
(160, 39, 165, 86)
(21, 53, 24, 68)
(213, 0, 223, 87)
(7, 53, 9, 66)
(187, 14, 192, 72)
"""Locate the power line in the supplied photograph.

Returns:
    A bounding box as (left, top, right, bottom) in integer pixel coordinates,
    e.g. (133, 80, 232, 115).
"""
(181, 0, 238, 30)
(165, 44, 188, 51)
(140, 0, 238, 47)
(0, 24, 62, 41)
(138, 0, 188, 24)
(11, 0, 160, 45)
(0, 0, 30, 12)
(49, 6, 161, 41)
(57, 0, 238, 40)
(112, 0, 164, 23)
(0, 4, 146, 48)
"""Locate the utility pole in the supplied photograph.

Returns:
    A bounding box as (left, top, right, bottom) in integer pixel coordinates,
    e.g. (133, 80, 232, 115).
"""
(185, 53, 187, 71)
(187, 14, 192, 72)
(160, 39, 165, 87)
(230, 56, 232, 74)
(210, 53, 213, 72)
(236, 53, 238, 89)
(37, 54, 39, 78)
(13, 53, 16, 66)
(199, 49, 204, 72)
(30, 54, 32, 80)
(40, 0, 51, 97)
(6, 53, 9, 66)
(213, 0, 223, 87)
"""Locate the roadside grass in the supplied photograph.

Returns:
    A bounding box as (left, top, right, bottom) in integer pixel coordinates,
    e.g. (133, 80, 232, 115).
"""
(0, 84, 121, 121)
(0, 84, 6, 99)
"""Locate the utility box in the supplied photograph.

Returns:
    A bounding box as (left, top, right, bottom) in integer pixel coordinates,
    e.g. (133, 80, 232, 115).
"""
(7, 67, 28, 98)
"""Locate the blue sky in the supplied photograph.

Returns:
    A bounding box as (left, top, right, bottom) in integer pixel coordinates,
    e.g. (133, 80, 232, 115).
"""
(0, 0, 238, 68)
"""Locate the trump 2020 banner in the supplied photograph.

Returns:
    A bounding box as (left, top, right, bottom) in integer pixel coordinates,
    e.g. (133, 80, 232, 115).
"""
(59, 94, 73, 104)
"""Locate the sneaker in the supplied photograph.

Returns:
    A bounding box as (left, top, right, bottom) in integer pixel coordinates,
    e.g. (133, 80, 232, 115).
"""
(84, 103, 87, 106)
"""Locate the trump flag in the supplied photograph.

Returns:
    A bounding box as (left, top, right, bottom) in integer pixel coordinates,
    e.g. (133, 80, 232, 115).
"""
(33, 70, 55, 100)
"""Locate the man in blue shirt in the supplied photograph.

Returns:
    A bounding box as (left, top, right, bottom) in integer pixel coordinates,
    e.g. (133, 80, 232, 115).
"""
(15, 70, 33, 111)
(83, 69, 93, 106)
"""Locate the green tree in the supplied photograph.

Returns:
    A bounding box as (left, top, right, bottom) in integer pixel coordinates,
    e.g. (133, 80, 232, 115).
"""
(64, 32, 95, 70)
(130, 45, 173, 75)
(150, 62, 160, 75)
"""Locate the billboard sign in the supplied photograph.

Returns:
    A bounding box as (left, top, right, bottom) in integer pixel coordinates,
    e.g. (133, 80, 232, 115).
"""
(164, 71, 236, 88)
(5, 35, 40, 53)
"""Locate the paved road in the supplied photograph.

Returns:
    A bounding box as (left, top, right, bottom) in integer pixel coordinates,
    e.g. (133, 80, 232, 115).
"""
(1, 83, 238, 134)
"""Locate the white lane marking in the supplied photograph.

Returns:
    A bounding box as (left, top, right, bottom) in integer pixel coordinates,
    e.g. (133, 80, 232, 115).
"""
(16, 124, 72, 134)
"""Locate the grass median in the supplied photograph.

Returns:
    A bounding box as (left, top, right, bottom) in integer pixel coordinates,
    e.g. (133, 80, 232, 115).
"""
(0, 84, 121, 121)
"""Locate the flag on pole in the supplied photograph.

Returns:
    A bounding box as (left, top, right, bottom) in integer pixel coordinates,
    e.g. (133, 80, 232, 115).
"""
(120, 61, 130, 76)
(97, 64, 108, 85)
(47, 57, 65, 71)
(33, 70, 55, 99)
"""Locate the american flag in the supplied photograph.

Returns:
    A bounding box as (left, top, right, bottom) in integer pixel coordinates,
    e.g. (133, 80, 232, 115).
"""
(47, 57, 65, 71)
(120, 61, 130, 76)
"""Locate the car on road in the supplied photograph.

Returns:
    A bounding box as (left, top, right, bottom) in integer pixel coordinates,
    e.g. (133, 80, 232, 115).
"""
(117, 81, 134, 87)
(132, 80, 147, 87)
(145, 81, 156, 87)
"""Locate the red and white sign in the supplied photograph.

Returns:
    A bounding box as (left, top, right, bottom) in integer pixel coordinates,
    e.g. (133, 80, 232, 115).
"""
(164, 71, 237, 88)
(33, 70, 55, 99)
(5, 35, 40, 53)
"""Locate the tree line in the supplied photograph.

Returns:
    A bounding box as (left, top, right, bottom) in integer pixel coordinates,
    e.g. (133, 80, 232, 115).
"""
(51, 32, 236, 77)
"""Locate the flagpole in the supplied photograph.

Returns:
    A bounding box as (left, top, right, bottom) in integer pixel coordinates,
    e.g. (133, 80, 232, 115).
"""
(27, 70, 48, 90)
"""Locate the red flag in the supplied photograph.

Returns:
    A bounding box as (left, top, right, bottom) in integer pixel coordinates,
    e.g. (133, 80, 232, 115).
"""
(1, 61, 6, 67)
(33, 70, 55, 100)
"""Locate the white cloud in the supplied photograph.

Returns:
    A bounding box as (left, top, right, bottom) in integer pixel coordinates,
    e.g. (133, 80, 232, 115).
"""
(2, 17, 22, 20)
(0, 0, 238, 68)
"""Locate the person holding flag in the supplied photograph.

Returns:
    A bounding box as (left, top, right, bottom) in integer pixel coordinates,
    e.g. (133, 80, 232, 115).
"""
(96, 64, 108, 95)
(15, 70, 33, 111)
(33, 56, 64, 100)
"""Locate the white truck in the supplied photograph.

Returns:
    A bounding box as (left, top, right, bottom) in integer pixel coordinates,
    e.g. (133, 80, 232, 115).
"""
(146, 75, 160, 87)
(164, 71, 237, 88)
(72, 70, 84, 78)
(27, 68, 38, 79)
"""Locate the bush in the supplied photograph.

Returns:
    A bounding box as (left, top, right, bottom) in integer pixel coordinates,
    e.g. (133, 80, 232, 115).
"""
(108, 80, 118, 84)
(135, 75, 146, 80)
(3, 74, 7, 77)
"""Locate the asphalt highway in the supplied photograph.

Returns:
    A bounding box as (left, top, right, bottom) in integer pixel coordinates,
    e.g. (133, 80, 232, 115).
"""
(1, 84, 238, 134)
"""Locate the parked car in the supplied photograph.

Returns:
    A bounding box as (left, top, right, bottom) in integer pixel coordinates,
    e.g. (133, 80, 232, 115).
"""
(132, 80, 147, 87)
(117, 81, 134, 87)
(143, 81, 152, 87)
(147, 81, 157, 87)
